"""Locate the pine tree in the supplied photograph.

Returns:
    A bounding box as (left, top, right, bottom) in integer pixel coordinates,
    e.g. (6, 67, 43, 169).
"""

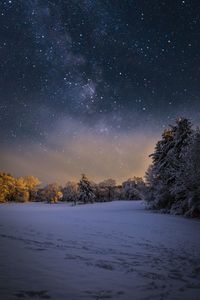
(146, 117, 193, 210)
(78, 174, 95, 204)
(146, 128, 175, 209)
(167, 117, 193, 185)
(171, 128, 200, 216)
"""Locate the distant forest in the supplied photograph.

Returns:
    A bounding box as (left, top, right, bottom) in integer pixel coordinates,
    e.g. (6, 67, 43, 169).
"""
(0, 117, 200, 218)
(0, 173, 145, 204)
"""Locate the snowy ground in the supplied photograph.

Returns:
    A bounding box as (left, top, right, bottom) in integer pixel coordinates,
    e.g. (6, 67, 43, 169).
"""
(0, 201, 200, 300)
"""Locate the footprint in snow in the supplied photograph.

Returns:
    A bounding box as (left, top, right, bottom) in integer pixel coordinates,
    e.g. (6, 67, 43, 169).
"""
(14, 290, 51, 299)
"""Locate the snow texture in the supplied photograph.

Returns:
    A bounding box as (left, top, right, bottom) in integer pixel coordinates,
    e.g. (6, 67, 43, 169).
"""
(0, 201, 200, 300)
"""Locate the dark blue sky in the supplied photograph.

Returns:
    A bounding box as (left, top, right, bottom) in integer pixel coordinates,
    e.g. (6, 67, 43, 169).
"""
(0, 0, 200, 183)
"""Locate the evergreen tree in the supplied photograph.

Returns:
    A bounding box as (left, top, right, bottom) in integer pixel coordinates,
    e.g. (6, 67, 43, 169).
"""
(171, 128, 200, 216)
(146, 128, 175, 209)
(167, 117, 193, 185)
(146, 117, 193, 210)
(78, 174, 95, 204)
(122, 177, 145, 200)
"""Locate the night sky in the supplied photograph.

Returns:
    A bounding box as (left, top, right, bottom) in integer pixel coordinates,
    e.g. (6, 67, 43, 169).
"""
(0, 0, 200, 183)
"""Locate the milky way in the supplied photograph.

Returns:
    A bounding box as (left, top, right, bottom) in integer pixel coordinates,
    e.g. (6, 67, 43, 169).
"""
(0, 0, 200, 183)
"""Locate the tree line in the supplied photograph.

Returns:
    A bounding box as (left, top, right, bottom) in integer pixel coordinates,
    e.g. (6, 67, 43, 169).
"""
(0, 172, 145, 204)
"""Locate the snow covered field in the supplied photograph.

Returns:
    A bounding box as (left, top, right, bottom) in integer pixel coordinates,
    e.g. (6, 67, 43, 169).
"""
(0, 201, 200, 300)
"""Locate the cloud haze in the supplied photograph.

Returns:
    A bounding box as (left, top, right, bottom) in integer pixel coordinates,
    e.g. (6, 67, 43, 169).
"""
(1, 118, 156, 184)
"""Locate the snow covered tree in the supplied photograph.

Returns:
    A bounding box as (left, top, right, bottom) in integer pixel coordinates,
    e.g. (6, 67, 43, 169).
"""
(62, 181, 78, 204)
(145, 117, 193, 210)
(91, 182, 107, 202)
(146, 128, 176, 209)
(42, 183, 63, 203)
(98, 178, 116, 201)
(170, 129, 200, 217)
(167, 117, 193, 184)
(122, 177, 145, 200)
(78, 174, 95, 204)
(143, 165, 156, 206)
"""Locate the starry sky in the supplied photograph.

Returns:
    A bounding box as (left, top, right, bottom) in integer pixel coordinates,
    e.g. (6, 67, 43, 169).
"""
(0, 0, 200, 183)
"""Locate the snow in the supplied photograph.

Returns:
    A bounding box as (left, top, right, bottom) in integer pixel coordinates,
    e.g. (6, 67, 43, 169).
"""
(0, 201, 200, 300)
